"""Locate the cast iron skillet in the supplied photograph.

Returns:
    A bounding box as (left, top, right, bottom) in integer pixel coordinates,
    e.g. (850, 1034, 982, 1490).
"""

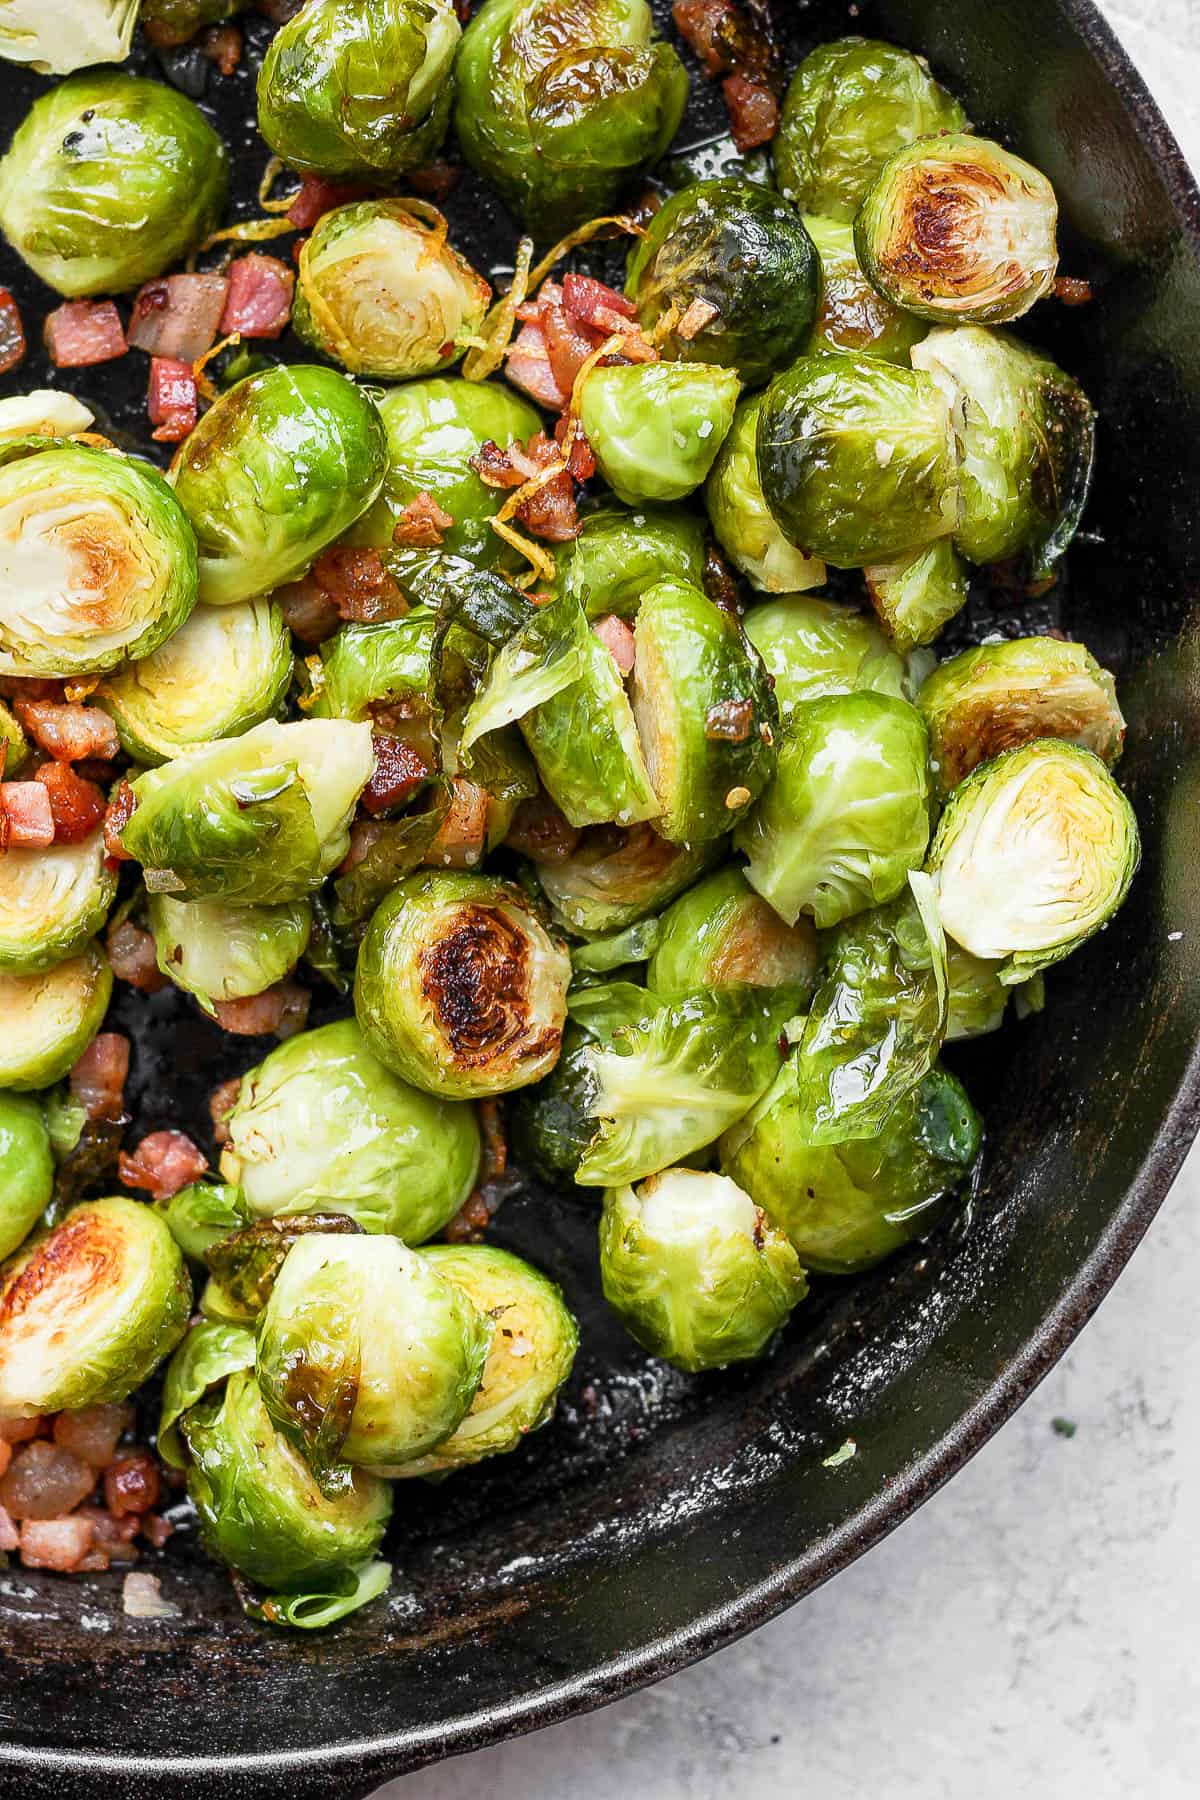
(3, 0, 1200, 1792)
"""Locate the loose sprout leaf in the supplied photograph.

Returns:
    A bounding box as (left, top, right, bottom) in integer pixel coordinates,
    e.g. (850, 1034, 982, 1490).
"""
(566, 980, 662, 1044)
(205, 1213, 363, 1317)
(157, 1182, 252, 1264)
(460, 592, 590, 750)
(571, 918, 663, 975)
(157, 1319, 256, 1471)
(331, 782, 451, 926)
(248, 1559, 393, 1632)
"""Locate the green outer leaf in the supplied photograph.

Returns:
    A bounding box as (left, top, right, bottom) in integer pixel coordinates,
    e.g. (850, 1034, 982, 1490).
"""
(538, 826, 722, 936)
(520, 626, 660, 829)
(566, 979, 662, 1042)
(743, 595, 906, 724)
(646, 864, 820, 1001)
(332, 784, 450, 927)
(0, 1093, 53, 1263)
(571, 918, 662, 975)
(205, 1212, 362, 1316)
(802, 213, 927, 365)
(462, 591, 589, 750)
(247, 1559, 393, 1630)
(704, 395, 826, 596)
(307, 612, 435, 724)
(156, 1181, 251, 1264)
(580, 362, 741, 507)
(864, 539, 969, 653)
(157, 1318, 256, 1470)
(148, 892, 312, 1010)
(553, 503, 706, 620)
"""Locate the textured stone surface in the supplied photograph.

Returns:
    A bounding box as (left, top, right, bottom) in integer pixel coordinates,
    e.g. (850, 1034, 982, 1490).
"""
(381, 7, 1200, 1795)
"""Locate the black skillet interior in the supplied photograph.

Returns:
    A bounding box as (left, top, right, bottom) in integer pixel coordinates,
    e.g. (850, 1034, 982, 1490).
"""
(4, 2, 1200, 1794)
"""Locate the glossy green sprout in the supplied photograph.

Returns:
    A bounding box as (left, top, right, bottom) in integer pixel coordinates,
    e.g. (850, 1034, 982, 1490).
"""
(579, 362, 740, 506)
(742, 595, 906, 724)
(157, 1318, 256, 1470)
(864, 539, 969, 653)
(148, 893, 312, 1013)
(552, 504, 707, 620)
(704, 395, 827, 595)
(0, 945, 112, 1093)
(647, 865, 819, 1000)
(0, 827, 115, 973)
(803, 213, 927, 364)
(537, 824, 720, 936)
(0, 1094, 53, 1263)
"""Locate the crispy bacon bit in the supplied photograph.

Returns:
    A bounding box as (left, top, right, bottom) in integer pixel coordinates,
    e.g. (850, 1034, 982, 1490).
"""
(103, 1453, 161, 1519)
(471, 430, 581, 542)
(53, 1405, 132, 1471)
(148, 358, 198, 445)
(723, 72, 780, 150)
(14, 699, 119, 763)
(393, 490, 455, 548)
(44, 300, 126, 369)
(703, 542, 742, 615)
(0, 1441, 97, 1521)
(442, 1188, 491, 1245)
(0, 288, 26, 375)
(0, 781, 54, 847)
(141, 1513, 174, 1549)
(220, 254, 295, 339)
(0, 1506, 17, 1553)
(19, 1515, 96, 1572)
(471, 439, 527, 491)
(118, 1130, 208, 1201)
(70, 1033, 129, 1121)
(35, 761, 107, 844)
(210, 1077, 242, 1144)
(212, 980, 311, 1038)
(673, 0, 738, 72)
(479, 1098, 507, 1183)
(103, 780, 138, 864)
(199, 21, 242, 74)
(506, 320, 570, 410)
(543, 302, 604, 395)
(554, 415, 597, 482)
(0, 1418, 46, 1445)
(424, 777, 489, 869)
(107, 918, 168, 994)
(504, 792, 580, 864)
(1053, 275, 1094, 306)
(81, 1506, 140, 1560)
(407, 159, 460, 202)
(362, 735, 429, 816)
(676, 296, 721, 340)
(593, 614, 636, 678)
(287, 175, 366, 230)
(128, 274, 229, 361)
(705, 697, 755, 742)
(312, 546, 408, 622)
(562, 272, 637, 329)
(274, 575, 342, 646)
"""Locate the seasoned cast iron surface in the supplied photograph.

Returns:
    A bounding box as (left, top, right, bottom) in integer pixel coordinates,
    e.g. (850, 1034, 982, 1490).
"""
(4, 2, 1200, 1795)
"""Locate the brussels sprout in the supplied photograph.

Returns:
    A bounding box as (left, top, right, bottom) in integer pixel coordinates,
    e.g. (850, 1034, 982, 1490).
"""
(630, 580, 777, 843)
(171, 366, 387, 607)
(0, 944, 112, 1092)
(0, 1197, 189, 1416)
(0, 391, 94, 441)
(553, 503, 707, 620)
(0, 1094, 53, 1263)
(736, 691, 931, 929)
(454, 0, 687, 238)
(757, 353, 959, 570)
(0, 703, 28, 778)
(306, 612, 435, 735)
(156, 1181, 250, 1264)
(147, 892, 312, 1013)
(139, 0, 244, 48)
(569, 915, 661, 975)
(157, 1318, 256, 1470)
(204, 1213, 362, 1321)
(0, 827, 116, 974)
(219, 1017, 479, 1238)
(918, 635, 1126, 795)
(520, 629, 659, 829)
(774, 37, 966, 223)
(390, 1245, 578, 1475)
(864, 538, 970, 653)
(928, 740, 1139, 982)
(911, 326, 1095, 574)
(945, 941, 1010, 1041)
(97, 603, 292, 766)
(579, 363, 741, 507)
(626, 178, 819, 386)
(721, 1062, 981, 1274)
(704, 396, 827, 595)
(0, 0, 137, 75)
(183, 1371, 392, 1586)
(647, 865, 819, 1000)
(802, 214, 928, 364)
(743, 595, 906, 724)
(256, 1233, 489, 1470)
(538, 823, 720, 936)
(349, 380, 541, 566)
(354, 871, 571, 1098)
(0, 442, 198, 679)
(856, 135, 1058, 325)
(599, 1168, 805, 1372)
(258, 0, 458, 181)
(121, 719, 375, 904)
(0, 72, 227, 297)
(509, 982, 653, 1184)
(293, 201, 490, 382)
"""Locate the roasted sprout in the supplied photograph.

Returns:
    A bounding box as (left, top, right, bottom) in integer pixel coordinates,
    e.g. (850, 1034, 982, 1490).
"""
(0, 441, 197, 679)
(0, 72, 227, 297)
(520, 627, 660, 829)
(704, 395, 827, 594)
(0, 0, 137, 74)
(538, 824, 719, 935)
(156, 1181, 251, 1265)
(626, 178, 819, 386)
(579, 361, 741, 505)
(0, 828, 116, 973)
(293, 201, 491, 381)
(454, 0, 687, 238)
(171, 366, 387, 607)
(0, 945, 112, 1092)
(147, 893, 312, 1013)
(0, 1197, 189, 1416)
(552, 503, 707, 619)
(864, 538, 970, 653)
(599, 1168, 805, 1372)
(774, 37, 966, 222)
(647, 865, 819, 1000)
(856, 134, 1059, 325)
(803, 214, 927, 364)
(0, 1094, 53, 1262)
(257, 0, 459, 181)
(509, 983, 653, 1185)
(354, 871, 571, 1098)
(306, 613, 435, 729)
(139, 0, 244, 47)
(928, 740, 1139, 982)
(742, 595, 906, 724)
(157, 1318, 256, 1469)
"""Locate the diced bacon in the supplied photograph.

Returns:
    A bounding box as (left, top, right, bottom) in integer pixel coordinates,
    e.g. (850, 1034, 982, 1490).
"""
(19, 1515, 96, 1572)
(0, 1441, 96, 1520)
(274, 574, 342, 646)
(0, 288, 25, 376)
(442, 1188, 491, 1245)
(554, 416, 597, 481)
(504, 792, 581, 864)
(0, 781, 54, 847)
(287, 175, 366, 230)
(470, 431, 581, 541)
(0, 1418, 46, 1445)
(127, 274, 229, 361)
(479, 1097, 507, 1182)
(220, 254, 295, 340)
(140, 1513, 173, 1549)
(35, 762, 107, 844)
(1054, 275, 1094, 306)
(471, 438, 528, 490)
(406, 159, 459, 202)
(199, 21, 242, 74)
(14, 699, 119, 763)
(506, 321, 569, 410)
(209, 1076, 241, 1144)
(0, 1442, 9, 1481)
(0, 1506, 17, 1553)
(593, 614, 636, 677)
(79, 1505, 139, 1559)
(103, 779, 137, 863)
(673, 0, 745, 74)
(562, 272, 637, 329)
(148, 357, 198, 445)
(518, 466, 580, 542)
(212, 980, 311, 1038)
(118, 1130, 208, 1201)
(103, 1453, 160, 1519)
(70, 1032, 130, 1122)
(53, 1405, 133, 1471)
(723, 72, 780, 150)
(542, 302, 604, 396)
(677, 297, 721, 341)
(392, 491, 454, 547)
(44, 300, 126, 370)
(312, 546, 407, 622)
(424, 778, 489, 869)
(107, 919, 168, 993)
(339, 816, 383, 874)
(362, 735, 429, 816)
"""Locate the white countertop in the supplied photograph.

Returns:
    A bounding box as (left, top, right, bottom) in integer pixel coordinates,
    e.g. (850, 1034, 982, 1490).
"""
(382, 6, 1200, 1794)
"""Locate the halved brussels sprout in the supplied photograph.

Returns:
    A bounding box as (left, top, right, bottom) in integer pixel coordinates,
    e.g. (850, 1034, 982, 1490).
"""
(626, 178, 819, 386)
(647, 865, 819, 1000)
(856, 134, 1058, 325)
(736, 691, 931, 928)
(0, 71, 227, 297)
(0, 1197, 190, 1416)
(911, 326, 1095, 574)
(219, 1018, 479, 1238)
(774, 37, 966, 222)
(864, 539, 969, 653)
(157, 1317, 256, 1470)
(183, 1371, 392, 1587)
(757, 352, 959, 569)
(393, 1245, 578, 1476)
(257, 1233, 489, 1471)
(354, 871, 571, 1098)
(579, 362, 741, 506)
(0, 391, 94, 439)
(552, 503, 707, 620)
(631, 579, 777, 843)
(919, 635, 1126, 794)
(258, 0, 458, 181)
(97, 602, 292, 766)
(743, 595, 906, 724)
(721, 1062, 981, 1274)
(0, 1094, 53, 1263)
(293, 201, 491, 382)
(803, 214, 928, 364)
(537, 824, 720, 936)
(454, 0, 687, 238)
(349, 380, 541, 567)
(147, 892, 312, 1013)
(704, 396, 827, 595)
(0, 827, 116, 974)
(121, 719, 375, 904)
(599, 1168, 805, 1372)
(0, 702, 28, 777)
(0, 944, 112, 1092)
(0, 441, 198, 679)
(0, 0, 137, 75)
(928, 740, 1139, 981)
(521, 628, 659, 829)
(171, 366, 387, 607)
